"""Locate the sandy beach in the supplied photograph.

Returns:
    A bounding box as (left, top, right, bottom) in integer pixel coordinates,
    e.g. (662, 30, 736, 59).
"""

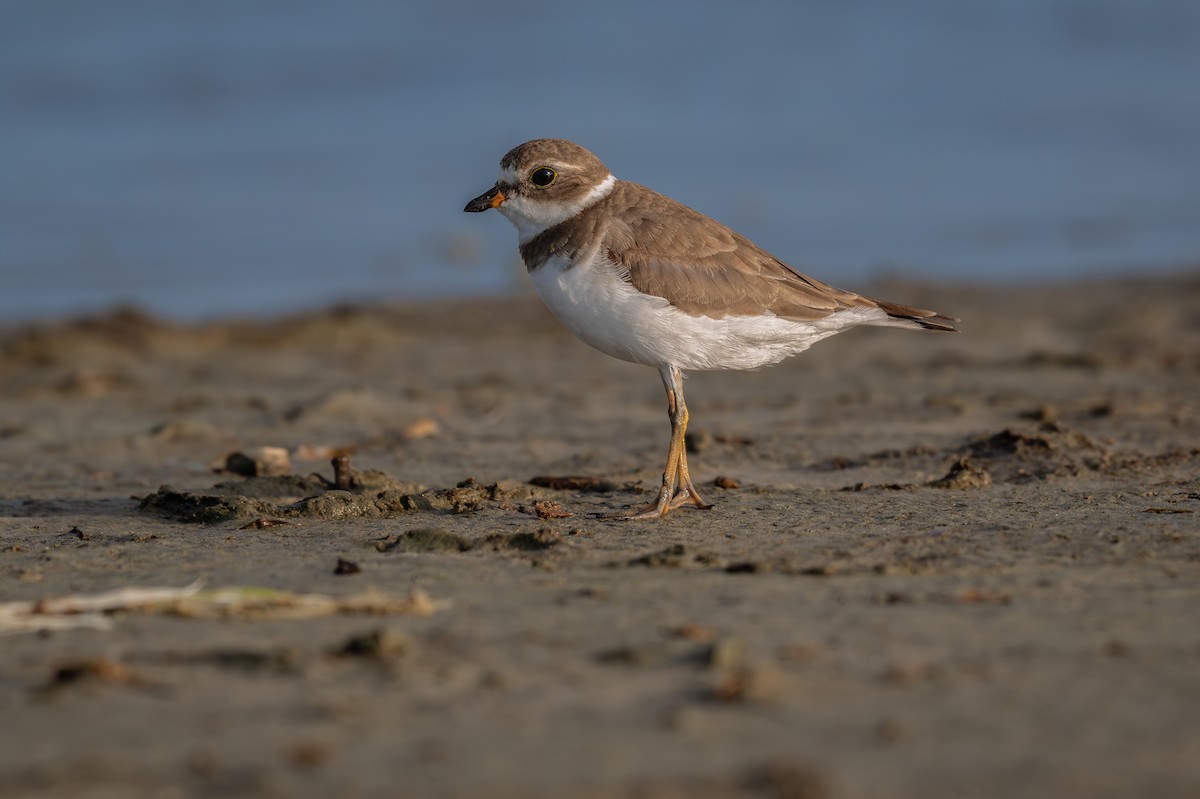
(1, 273, 1198, 798)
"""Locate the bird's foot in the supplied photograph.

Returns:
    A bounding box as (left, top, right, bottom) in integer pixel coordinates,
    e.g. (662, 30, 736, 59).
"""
(674, 483, 713, 512)
(599, 489, 713, 520)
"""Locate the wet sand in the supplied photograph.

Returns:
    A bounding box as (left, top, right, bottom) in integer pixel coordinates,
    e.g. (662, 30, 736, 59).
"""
(2, 273, 1198, 798)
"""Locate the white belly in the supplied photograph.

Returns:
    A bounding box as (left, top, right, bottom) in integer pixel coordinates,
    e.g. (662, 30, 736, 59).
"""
(529, 254, 881, 371)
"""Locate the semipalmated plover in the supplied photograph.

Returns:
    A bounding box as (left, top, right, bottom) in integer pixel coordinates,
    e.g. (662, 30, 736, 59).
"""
(465, 139, 957, 519)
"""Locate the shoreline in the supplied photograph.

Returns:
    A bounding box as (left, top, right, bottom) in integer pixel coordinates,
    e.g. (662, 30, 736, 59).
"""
(2, 272, 1198, 798)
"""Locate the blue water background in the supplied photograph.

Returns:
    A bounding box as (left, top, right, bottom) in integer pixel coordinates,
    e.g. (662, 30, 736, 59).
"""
(3, 0, 1199, 320)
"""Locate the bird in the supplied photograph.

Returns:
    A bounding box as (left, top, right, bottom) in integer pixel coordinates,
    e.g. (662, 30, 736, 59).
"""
(464, 138, 957, 519)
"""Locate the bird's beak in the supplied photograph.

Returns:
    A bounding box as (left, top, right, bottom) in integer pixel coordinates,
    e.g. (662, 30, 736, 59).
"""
(464, 186, 506, 213)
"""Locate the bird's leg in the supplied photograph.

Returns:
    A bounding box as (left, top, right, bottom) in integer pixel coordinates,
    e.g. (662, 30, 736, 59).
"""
(623, 366, 710, 519)
(624, 398, 683, 519)
(672, 442, 712, 511)
(668, 371, 712, 511)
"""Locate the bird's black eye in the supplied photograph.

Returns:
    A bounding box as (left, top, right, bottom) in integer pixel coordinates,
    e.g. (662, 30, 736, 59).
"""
(530, 167, 556, 187)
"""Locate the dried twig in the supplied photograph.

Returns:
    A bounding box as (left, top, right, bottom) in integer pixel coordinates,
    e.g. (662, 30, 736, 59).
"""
(0, 581, 447, 635)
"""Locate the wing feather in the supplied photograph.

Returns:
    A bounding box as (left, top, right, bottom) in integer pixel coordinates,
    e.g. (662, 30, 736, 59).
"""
(521, 180, 957, 331)
(606, 183, 870, 321)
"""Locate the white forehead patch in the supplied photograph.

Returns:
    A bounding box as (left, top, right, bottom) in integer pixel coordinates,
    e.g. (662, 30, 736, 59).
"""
(498, 166, 523, 186)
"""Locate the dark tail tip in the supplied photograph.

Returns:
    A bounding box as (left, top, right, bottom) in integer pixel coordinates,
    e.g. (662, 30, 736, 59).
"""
(875, 299, 960, 332)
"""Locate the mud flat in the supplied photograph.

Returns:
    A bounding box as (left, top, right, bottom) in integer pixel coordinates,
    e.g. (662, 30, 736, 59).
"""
(1, 273, 1198, 798)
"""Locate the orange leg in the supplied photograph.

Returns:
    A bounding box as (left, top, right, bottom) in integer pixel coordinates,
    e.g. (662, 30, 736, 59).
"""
(624, 366, 712, 519)
(673, 434, 712, 511)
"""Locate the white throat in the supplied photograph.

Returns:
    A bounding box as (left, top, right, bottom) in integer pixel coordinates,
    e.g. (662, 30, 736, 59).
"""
(498, 173, 616, 244)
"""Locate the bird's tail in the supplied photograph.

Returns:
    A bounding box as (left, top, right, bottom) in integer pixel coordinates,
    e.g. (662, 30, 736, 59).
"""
(873, 299, 960, 332)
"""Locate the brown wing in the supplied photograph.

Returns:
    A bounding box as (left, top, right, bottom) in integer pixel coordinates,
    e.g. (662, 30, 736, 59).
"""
(603, 182, 877, 321)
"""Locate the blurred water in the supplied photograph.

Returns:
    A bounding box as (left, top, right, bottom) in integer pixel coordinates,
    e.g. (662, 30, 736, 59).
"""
(2, 0, 1199, 321)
